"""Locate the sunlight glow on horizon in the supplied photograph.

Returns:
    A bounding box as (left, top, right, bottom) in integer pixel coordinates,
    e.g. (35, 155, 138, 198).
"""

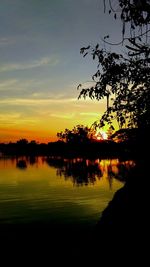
(0, 96, 109, 143)
(94, 130, 108, 140)
(0, 0, 121, 144)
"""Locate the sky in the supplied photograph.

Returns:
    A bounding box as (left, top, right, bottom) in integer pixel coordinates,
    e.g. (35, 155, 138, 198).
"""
(0, 0, 122, 143)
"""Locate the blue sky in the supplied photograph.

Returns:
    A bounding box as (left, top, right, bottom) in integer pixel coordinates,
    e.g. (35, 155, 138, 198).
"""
(0, 0, 122, 142)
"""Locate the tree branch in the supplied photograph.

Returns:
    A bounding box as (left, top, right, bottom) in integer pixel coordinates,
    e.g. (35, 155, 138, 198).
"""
(101, 29, 150, 46)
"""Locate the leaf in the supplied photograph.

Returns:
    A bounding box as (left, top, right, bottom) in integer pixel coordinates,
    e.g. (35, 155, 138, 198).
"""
(77, 84, 82, 90)
(104, 35, 109, 39)
(131, 24, 135, 30)
(80, 45, 90, 54)
(122, 21, 125, 36)
(96, 44, 99, 50)
(93, 54, 95, 60)
(83, 52, 88, 57)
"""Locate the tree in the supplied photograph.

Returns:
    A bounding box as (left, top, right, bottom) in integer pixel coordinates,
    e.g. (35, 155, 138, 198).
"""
(78, 0, 150, 132)
(16, 139, 28, 145)
(57, 125, 93, 144)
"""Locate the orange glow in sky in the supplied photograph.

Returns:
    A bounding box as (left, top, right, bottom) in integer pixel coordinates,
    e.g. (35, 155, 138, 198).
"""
(0, 98, 109, 143)
(0, 0, 120, 144)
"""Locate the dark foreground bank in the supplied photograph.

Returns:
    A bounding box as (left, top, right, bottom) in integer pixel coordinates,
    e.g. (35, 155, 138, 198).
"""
(0, 218, 148, 265)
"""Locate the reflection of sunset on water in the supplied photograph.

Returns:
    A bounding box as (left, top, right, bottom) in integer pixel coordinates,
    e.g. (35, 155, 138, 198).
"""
(0, 156, 125, 226)
(46, 157, 135, 187)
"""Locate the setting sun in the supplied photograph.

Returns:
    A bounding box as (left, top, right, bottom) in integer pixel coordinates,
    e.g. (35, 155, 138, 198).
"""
(95, 130, 108, 140)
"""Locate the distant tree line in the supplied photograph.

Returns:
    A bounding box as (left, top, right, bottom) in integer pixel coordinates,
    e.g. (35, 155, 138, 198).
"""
(0, 127, 143, 158)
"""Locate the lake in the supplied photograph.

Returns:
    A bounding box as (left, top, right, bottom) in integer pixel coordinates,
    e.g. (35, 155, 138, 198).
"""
(0, 156, 135, 228)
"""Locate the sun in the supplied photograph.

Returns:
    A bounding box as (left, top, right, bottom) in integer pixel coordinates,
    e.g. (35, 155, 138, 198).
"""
(95, 130, 108, 140)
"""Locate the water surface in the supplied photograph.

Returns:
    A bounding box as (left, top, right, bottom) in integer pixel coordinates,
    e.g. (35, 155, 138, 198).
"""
(0, 156, 133, 228)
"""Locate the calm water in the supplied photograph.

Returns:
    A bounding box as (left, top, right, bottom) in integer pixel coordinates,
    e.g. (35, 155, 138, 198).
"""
(0, 156, 134, 228)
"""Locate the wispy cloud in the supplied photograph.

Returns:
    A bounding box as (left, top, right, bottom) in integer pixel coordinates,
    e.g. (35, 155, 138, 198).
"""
(0, 37, 15, 46)
(0, 97, 77, 106)
(0, 78, 51, 92)
(80, 112, 100, 117)
(0, 112, 39, 126)
(0, 113, 21, 120)
(0, 79, 18, 90)
(0, 113, 22, 125)
(0, 56, 59, 72)
(50, 113, 75, 119)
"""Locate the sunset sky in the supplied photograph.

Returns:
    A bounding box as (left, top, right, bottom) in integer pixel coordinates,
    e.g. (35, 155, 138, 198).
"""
(0, 0, 122, 143)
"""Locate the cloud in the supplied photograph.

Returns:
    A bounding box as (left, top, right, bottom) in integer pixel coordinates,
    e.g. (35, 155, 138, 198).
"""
(0, 97, 77, 106)
(0, 79, 52, 93)
(50, 113, 75, 119)
(0, 113, 21, 120)
(80, 112, 100, 117)
(0, 113, 22, 126)
(0, 37, 15, 46)
(0, 79, 18, 90)
(0, 56, 59, 72)
(0, 112, 39, 127)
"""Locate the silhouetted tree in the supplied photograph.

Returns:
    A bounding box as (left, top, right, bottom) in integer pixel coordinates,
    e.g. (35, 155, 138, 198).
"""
(78, 0, 150, 136)
(111, 128, 138, 142)
(57, 125, 93, 144)
(30, 140, 37, 145)
(16, 139, 28, 145)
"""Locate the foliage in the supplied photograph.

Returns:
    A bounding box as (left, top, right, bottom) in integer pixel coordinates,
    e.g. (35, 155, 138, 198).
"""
(78, 0, 150, 131)
(16, 139, 29, 145)
(111, 128, 138, 142)
(116, 0, 150, 28)
(57, 125, 93, 144)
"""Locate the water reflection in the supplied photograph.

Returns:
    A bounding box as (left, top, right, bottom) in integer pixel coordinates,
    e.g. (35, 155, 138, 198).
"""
(45, 157, 135, 186)
(0, 156, 125, 227)
(0, 155, 135, 187)
(16, 159, 27, 169)
(0, 154, 139, 257)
